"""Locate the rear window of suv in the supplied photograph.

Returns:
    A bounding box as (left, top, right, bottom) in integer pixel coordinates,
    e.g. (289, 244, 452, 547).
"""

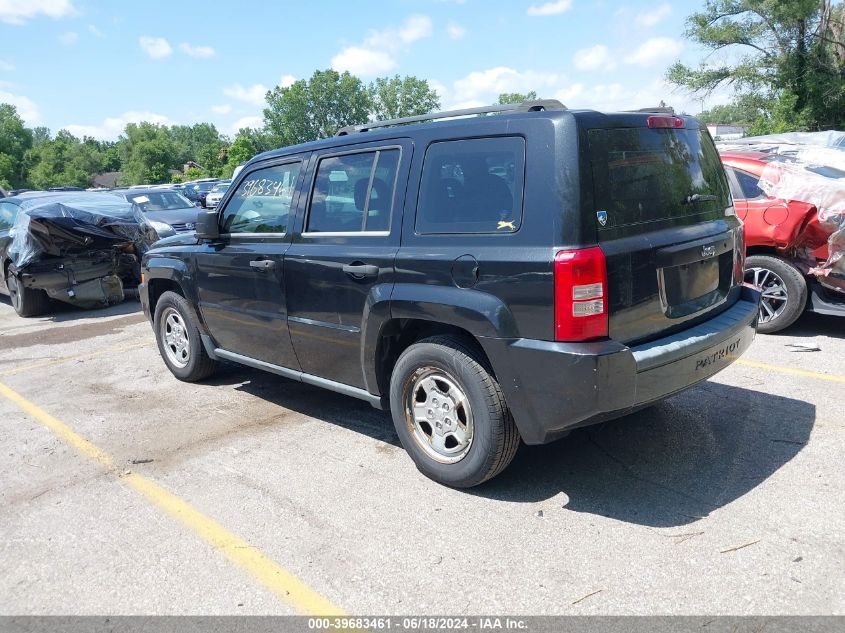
(589, 126, 730, 228)
(415, 137, 525, 234)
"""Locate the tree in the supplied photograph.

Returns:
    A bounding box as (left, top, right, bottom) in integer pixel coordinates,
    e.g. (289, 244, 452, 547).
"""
(669, 0, 845, 132)
(263, 69, 371, 145)
(0, 104, 33, 188)
(368, 75, 440, 120)
(497, 91, 538, 105)
(118, 122, 178, 185)
(225, 128, 274, 174)
(695, 99, 760, 125)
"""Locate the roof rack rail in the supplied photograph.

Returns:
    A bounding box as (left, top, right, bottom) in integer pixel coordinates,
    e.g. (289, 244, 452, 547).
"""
(336, 99, 566, 136)
(628, 106, 676, 114)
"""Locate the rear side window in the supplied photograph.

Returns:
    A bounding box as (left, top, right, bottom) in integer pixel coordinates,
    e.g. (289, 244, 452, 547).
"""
(0, 202, 18, 230)
(415, 137, 525, 234)
(220, 161, 301, 234)
(589, 126, 730, 227)
(307, 148, 400, 233)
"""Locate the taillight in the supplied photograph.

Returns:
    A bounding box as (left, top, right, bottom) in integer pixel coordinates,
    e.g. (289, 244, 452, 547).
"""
(647, 115, 684, 128)
(554, 247, 608, 341)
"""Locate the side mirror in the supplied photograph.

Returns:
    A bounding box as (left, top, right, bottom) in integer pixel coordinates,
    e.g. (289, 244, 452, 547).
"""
(195, 210, 220, 240)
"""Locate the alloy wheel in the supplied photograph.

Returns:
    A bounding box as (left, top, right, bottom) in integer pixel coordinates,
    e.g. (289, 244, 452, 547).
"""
(404, 368, 474, 464)
(160, 307, 191, 368)
(745, 266, 789, 324)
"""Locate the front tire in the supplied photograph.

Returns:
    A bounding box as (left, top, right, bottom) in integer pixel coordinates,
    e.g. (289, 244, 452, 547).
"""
(744, 255, 807, 334)
(5, 266, 50, 318)
(389, 335, 520, 488)
(154, 291, 217, 381)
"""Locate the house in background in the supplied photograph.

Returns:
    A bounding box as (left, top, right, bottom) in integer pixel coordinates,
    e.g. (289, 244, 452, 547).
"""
(707, 124, 751, 141)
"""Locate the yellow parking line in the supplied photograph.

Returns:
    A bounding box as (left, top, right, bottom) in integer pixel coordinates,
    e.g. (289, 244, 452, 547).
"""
(736, 359, 845, 384)
(0, 342, 150, 377)
(0, 381, 344, 616)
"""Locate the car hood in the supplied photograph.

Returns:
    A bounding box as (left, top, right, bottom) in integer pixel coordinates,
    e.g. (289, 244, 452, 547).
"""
(143, 207, 200, 225)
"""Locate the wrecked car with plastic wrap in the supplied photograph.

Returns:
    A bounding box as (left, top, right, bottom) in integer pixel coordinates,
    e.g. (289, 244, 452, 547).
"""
(719, 131, 845, 332)
(0, 193, 157, 317)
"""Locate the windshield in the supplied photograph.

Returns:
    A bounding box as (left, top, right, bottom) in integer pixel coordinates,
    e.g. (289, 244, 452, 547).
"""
(127, 191, 193, 212)
(589, 126, 731, 227)
(211, 183, 230, 193)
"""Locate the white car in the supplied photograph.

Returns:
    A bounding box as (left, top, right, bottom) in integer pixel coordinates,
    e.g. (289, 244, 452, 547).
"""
(204, 181, 231, 209)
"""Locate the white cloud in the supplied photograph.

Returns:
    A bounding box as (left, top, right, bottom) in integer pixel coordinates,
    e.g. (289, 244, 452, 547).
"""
(446, 22, 466, 40)
(139, 36, 173, 60)
(573, 44, 615, 72)
(331, 15, 433, 78)
(88, 23, 103, 37)
(626, 37, 683, 66)
(62, 110, 174, 141)
(211, 104, 232, 115)
(230, 115, 263, 134)
(450, 66, 562, 104)
(58, 30, 78, 45)
(279, 74, 296, 88)
(553, 79, 706, 114)
(0, 0, 76, 25)
(223, 83, 268, 106)
(0, 89, 40, 123)
(365, 14, 433, 51)
(527, 0, 572, 17)
(332, 47, 396, 76)
(0, 59, 14, 71)
(635, 3, 671, 27)
(179, 42, 215, 58)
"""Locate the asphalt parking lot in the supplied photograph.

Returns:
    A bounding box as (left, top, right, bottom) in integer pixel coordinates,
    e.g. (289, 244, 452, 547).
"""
(1, 296, 843, 615)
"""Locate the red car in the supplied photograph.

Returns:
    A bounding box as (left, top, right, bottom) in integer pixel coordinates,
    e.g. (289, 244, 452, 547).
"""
(720, 151, 843, 332)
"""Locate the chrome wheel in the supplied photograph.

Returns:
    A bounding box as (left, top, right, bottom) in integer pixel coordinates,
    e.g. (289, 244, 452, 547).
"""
(745, 266, 788, 324)
(160, 307, 190, 368)
(6, 274, 21, 313)
(404, 368, 474, 464)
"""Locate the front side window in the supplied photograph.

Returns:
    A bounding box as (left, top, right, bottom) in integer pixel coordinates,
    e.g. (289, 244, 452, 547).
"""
(307, 149, 400, 233)
(220, 162, 301, 234)
(415, 137, 526, 234)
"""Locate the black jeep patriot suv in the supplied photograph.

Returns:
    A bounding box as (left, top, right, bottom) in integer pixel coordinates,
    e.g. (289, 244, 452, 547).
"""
(140, 100, 761, 487)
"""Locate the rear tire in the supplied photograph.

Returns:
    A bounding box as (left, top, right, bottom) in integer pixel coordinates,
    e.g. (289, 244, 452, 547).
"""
(389, 335, 520, 488)
(745, 255, 807, 334)
(154, 290, 217, 381)
(5, 266, 50, 318)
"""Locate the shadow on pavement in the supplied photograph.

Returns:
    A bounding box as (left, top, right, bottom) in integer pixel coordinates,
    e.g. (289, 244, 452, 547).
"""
(474, 381, 814, 527)
(773, 310, 844, 340)
(206, 365, 814, 527)
(207, 364, 400, 447)
(0, 293, 142, 322)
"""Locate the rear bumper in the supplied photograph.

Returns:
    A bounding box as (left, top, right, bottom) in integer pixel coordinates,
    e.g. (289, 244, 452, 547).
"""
(480, 285, 761, 445)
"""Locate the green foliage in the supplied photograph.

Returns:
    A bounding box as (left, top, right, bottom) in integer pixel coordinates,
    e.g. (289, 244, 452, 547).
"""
(0, 104, 33, 188)
(497, 91, 538, 105)
(672, 0, 845, 132)
(264, 69, 372, 145)
(223, 127, 275, 177)
(0, 68, 446, 190)
(368, 75, 440, 120)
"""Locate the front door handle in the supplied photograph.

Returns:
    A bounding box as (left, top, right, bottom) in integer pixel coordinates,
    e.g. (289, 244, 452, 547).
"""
(249, 259, 275, 271)
(342, 263, 379, 278)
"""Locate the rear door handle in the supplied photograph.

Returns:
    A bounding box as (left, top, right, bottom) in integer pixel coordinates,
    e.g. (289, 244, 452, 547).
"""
(249, 259, 275, 271)
(342, 263, 379, 278)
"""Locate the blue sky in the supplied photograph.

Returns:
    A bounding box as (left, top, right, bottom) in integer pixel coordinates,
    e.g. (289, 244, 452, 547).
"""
(0, 0, 732, 140)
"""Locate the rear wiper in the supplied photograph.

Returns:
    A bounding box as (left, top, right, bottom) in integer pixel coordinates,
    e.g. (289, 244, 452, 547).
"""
(683, 193, 718, 204)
